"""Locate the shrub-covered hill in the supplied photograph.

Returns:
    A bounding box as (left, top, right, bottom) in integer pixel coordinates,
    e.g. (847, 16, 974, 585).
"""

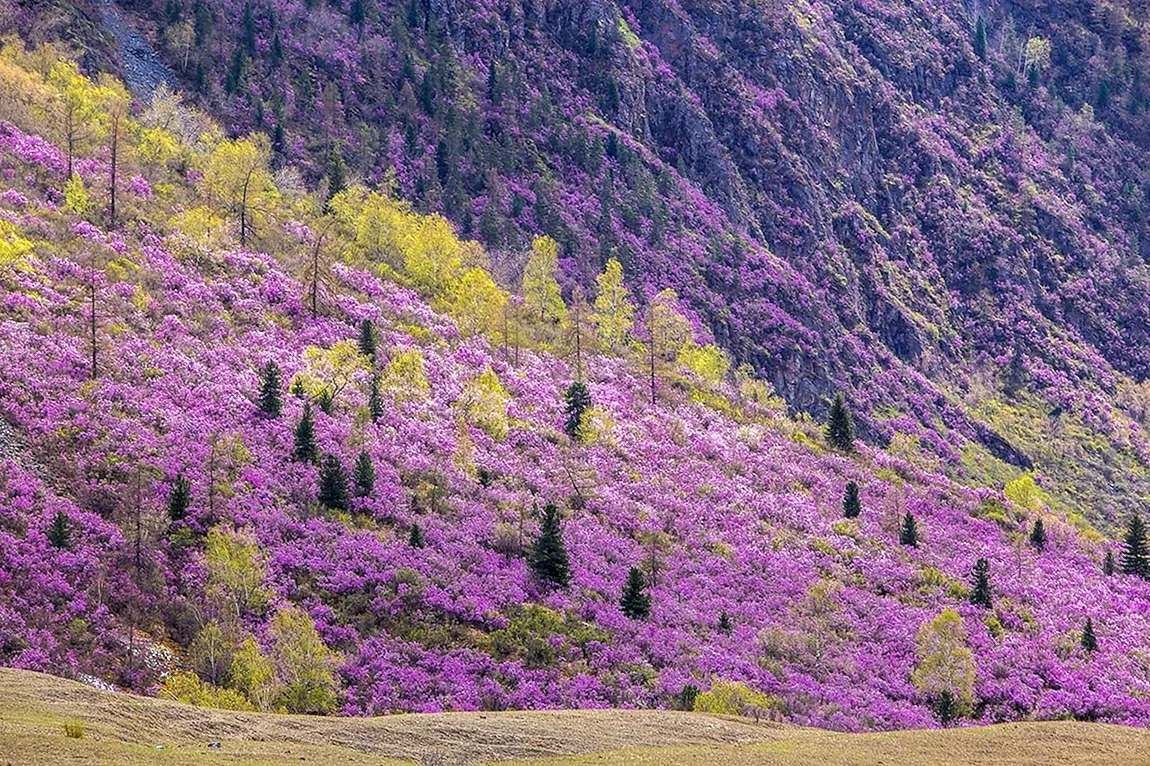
(19, 0, 1150, 531)
(3, 43, 1150, 730)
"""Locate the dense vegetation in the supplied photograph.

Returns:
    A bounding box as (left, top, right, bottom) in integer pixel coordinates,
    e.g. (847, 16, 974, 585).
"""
(4, 39, 1150, 730)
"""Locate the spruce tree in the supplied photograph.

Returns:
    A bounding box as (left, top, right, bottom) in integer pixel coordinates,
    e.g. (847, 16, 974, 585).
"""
(324, 143, 347, 211)
(620, 566, 651, 620)
(358, 319, 376, 361)
(564, 381, 592, 440)
(1029, 518, 1047, 551)
(1103, 550, 1115, 576)
(1081, 617, 1098, 653)
(843, 481, 861, 518)
(933, 689, 959, 727)
(899, 512, 919, 547)
(293, 402, 318, 463)
(317, 454, 350, 512)
(259, 361, 282, 417)
(825, 393, 855, 452)
(530, 503, 570, 587)
(718, 611, 732, 635)
(1121, 513, 1150, 579)
(167, 473, 192, 522)
(368, 374, 384, 422)
(969, 558, 992, 608)
(47, 511, 71, 550)
(408, 522, 425, 548)
(973, 16, 987, 61)
(353, 451, 375, 497)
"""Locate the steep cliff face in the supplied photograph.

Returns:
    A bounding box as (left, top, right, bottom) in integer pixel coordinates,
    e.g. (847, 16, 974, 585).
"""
(16, 0, 1150, 527)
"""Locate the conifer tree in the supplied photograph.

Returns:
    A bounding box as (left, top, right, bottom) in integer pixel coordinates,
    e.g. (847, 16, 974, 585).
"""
(825, 393, 855, 452)
(1081, 617, 1098, 653)
(564, 381, 592, 440)
(899, 512, 919, 547)
(1103, 550, 1115, 576)
(353, 451, 375, 497)
(620, 566, 651, 619)
(933, 689, 959, 727)
(1121, 513, 1150, 579)
(1029, 518, 1047, 551)
(408, 522, 425, 548)
(973, 16, 987, 61)
(47, 511, 71, 550)
(368, 374, 384, 422)
(293, 402, 318, 463)
(324, 143, 347, 211)
(969, 558, 992, 608)
(843, 481, 861, 518)
(258, 360, 282, 417)
(167, 473, 192, 522)
(530, 503, 570, 587)
(358, 319, 376, 361)
(718, 611, 732, 635)
(317, 454, 350, 512)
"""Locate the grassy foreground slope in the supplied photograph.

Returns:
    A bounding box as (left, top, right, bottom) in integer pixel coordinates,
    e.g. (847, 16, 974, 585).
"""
(2, 669, 1149, 766)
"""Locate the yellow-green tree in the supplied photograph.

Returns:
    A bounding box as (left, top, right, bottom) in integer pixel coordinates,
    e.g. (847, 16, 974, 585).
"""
(231, 636, 279, 712)
(292, 341, 369, 411)
(522, 236, 567, 336)
(268, 606, 338, 714)
(46, 59, 102, 178)
(383, 348, 430, 401)
(591, 258, 635, 350)
(459, 366, 511, 440)
(644, 288, 693, 403)
(450, 266, 507, 339)
(911, 608, 977, 715)
(202, 134, 278, 246)
(204, 526, 269, 619)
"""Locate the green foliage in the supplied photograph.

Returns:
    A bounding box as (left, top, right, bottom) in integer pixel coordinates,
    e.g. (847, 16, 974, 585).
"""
(1081, 617, 1098, 653)
(318, 454, 350, 512)
(825, 393, 855, 452)
(1005, 473, 1047, 511)
(268, 606, 338, 714)
(1103, 550, 1115, 576)
(159, 671, 255, 711)
(324, 143, 347, 210)
(231, 636, 278, 712)
(693, 680, 779, 718)
(564, 381, 592, 441)
(293, 402, 318, 463)
(47, 510, 71, 550)
(522, 235, 567, 330)
(167, 473, 192, 522)
(1029, 518, 1047, 551)
(911, 608, 975, 717)
(933, 688, 960, 727)
(204, 526, 269, 617)
(969, 558, 992, 608)
(1122, 513, 1150, 579)
(620, 566, 651, 620)
(899, 512, 919, 547)
(842, 481, 861, 518)
(530, 503, 570, 588)
(353, 451, 375, 498)
(408, 522, 425, 548)
(368, 373, 384, 422)
(357, 318, 376, 360)
(973, 17, 987, 61)
(62, 721, 85, 739)
(258, 360, 282, 417)
(383, 348, 430, 401)
(591, 258, 634, 349)
(676, 684, 700, 711)
(460, 367, 510, 440)
(488, 605, 565, 669)
(718, 611, 732, 635)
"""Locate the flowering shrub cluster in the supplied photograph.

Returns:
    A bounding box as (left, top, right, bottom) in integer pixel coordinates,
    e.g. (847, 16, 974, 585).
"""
(1, 40, 1150, 732)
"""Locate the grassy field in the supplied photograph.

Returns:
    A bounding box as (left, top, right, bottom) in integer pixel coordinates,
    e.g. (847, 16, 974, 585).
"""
(1, 669, 1148, 766)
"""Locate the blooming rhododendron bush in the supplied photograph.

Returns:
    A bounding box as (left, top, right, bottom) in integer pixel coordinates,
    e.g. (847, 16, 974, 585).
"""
(3, 43, 1150, 731)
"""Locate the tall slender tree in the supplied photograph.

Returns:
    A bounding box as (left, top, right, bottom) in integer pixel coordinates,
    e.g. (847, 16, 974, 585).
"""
(1121, 513, 1150, 579)
(1081, 617, 1098, 653)
(358, 318, 377, 361)
(843, 481, 861, 518)
(318, 454, 350, 511)
(293, 402, 318, 463)
(825, 393, 855, 452)
(368, 373, 384, 422)
(530, 503, 570, 587)
(973, 16, 987, 61)
(1029, 518, 1047, 551)
(47, 511, 72, 550)
(620, 566, 651, 619)
(259, 361, 282, 417)
(564, 381, 592, 440)
(353, 451, 375, 497)
(969, 558, 992, 608)
(899, 511, 919, 547)
(167, 473, 192, 522)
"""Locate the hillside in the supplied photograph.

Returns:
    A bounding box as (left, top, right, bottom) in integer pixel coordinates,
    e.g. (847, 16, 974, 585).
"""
(12, 0, 1150, 531)
(4, 668, 1150, 766)
(3, 38, 1150, 733)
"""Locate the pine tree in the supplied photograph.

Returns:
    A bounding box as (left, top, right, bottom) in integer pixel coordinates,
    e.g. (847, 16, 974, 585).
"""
(353, 451, 375, 497)
(899, 512, 919, 547)
(258, 360, 282, 417)
(973, 16, 987, 61)
(368, 374, 384, 422)
(718, 611, 732, 635)
(47, 511, 71, 550)
(324, 143, 347, 211)
(969, 558, 992, 608)
(843, 481, 861, 518)
(1103, 550, 1115, 576)
(293, 402, 318, 463)
(358, 318, 376, 361)
(620, 566, 651, 620)
(530, 503, 570, 587)
(825, 393, 855, 452)
(167, 473, 192, 522)
(317, 454, 350, 512)
(1081, 617, 1098, 653)
(933, 689, 959, 727)
(408, 522, 425, 548)
(1121, 513, 1150, 579)
(564, 381, 592, 440)
(1029, 518, 1047, 551)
